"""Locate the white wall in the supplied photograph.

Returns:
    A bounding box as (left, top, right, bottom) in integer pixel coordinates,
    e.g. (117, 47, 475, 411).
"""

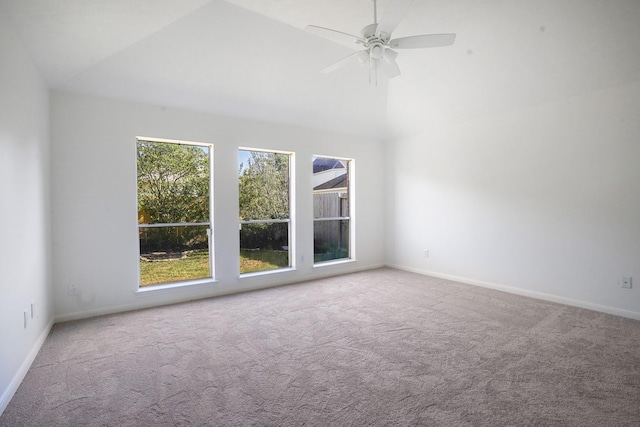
(0, 15, 53, 413)
(387, 81, 640, 319)
(51, 92, 385, 321)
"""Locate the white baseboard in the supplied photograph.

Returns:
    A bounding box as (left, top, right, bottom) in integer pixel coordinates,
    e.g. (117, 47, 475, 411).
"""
(55, 262, 388, 323)
(387, 264, 640, 321)
(0, 317, 54, 415)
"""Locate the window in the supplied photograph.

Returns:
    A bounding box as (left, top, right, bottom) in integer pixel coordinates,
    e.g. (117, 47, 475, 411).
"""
(137, 138, 213, 287)
(313, 156, 353, 263)
(238, 149, 292, 274)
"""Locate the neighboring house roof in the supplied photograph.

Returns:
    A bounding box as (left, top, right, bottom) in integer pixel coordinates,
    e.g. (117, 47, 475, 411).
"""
(314, 174, 347, 191)
(313, 157, 345, 174)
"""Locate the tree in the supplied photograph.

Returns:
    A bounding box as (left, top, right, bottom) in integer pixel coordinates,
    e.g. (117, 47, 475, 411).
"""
(238, 151, 290, 251)
(238, 151, 289, 220)
(137, 141, 210, 251)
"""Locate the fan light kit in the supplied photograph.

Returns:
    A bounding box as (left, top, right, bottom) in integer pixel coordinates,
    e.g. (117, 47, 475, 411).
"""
(306, 0, 456, 84)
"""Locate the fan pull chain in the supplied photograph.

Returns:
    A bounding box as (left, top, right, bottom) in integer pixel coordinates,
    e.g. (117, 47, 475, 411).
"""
(368, 56, 379, 86)
(375, 59, 379, 86)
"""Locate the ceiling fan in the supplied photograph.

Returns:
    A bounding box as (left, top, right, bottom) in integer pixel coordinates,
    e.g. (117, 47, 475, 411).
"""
(306, 0, 456, 84)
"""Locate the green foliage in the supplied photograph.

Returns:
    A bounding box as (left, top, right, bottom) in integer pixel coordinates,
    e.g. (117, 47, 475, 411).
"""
(240, 222, 288, 251)
(238, 151, 290, 260)
(140, 250, 210, 286)
(139, 249, 288, 285)
(240, 250, 289, 274)
(139, 225, 209, 253)
(137, 141, 210, 224)
(239, 151, 289, 220)
(137, 141, 210, 253)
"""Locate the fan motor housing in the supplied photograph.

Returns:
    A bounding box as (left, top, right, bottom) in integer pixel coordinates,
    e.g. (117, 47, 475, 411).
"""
(369, 43, 385, 59)
(362, 23, 378, 39)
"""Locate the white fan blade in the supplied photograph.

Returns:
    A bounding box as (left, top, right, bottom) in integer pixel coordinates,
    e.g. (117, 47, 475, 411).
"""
(379, 58, 401, 79)
(376, 0, 414, 40)
(305, 25, 364, 48)
(321, 51, 362, 74)
(383, 48, 398, 62)
(389, 33, 456, 49)
(356, 50, 370, 65)
(381, 49, 401, 78)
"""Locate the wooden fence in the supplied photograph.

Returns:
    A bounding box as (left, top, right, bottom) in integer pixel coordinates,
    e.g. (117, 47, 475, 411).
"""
(313, 192, 349, 250)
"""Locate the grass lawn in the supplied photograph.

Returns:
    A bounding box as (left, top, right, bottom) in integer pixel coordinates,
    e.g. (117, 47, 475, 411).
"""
(140, 250, 210, 286)
(240, 249, 288, 274)
(140, 249, 289, 286)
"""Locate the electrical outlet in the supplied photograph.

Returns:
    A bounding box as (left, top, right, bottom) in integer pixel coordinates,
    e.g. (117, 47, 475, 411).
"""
(424, 249, 430, 258)
(68, 283, 79, 296)
(621, 277, 632, 289)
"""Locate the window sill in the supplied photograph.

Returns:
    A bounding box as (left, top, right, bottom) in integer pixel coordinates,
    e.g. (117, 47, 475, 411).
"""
(313, 258, 355, 268)
(239, 267, 296, 279)
(135, 278, 218, 296)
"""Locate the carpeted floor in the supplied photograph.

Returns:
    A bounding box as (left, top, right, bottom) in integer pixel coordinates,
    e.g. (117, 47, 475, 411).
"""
(2, 268, 640, 426)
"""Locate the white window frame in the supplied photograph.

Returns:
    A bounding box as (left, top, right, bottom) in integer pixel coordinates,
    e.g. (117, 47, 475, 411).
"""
(136, 137, 215, 290)
(312, 155, 355, 266)
(238, 147, 295, 277)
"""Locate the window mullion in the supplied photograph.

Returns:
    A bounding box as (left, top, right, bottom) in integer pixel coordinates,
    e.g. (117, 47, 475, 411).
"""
(139, 222, 211, 228)
(238, 149, 292, 274)
(239, 219, 289, 225)
(312, 156, 353, 264)
(313, 217, 350, 222)
(136, 138, 213, 287)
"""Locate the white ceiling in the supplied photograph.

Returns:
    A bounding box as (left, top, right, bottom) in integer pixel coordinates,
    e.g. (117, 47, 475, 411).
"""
(2, 0, 639, 139)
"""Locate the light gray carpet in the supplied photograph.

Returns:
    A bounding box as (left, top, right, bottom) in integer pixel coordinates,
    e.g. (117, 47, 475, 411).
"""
(2, 268, 640, 426)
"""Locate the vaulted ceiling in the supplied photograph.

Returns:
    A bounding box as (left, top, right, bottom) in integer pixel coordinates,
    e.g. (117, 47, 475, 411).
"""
(2, 0, 639, 139)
